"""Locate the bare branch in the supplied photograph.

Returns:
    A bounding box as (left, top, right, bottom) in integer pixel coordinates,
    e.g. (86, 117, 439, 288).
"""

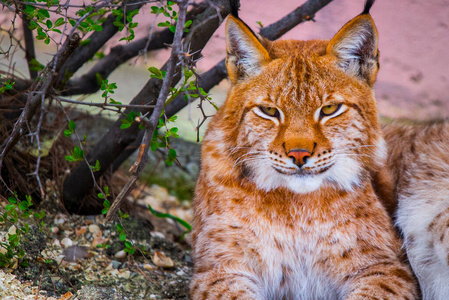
(0, 33, 81, 177)
(259, 0, 333, 40)
(55, 0, 146, 88)
(63, 2, 209, 96)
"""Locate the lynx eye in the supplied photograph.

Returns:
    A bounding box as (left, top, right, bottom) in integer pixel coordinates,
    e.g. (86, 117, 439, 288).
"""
(320, 104, 341, 116)
(259, 107, 280, 119)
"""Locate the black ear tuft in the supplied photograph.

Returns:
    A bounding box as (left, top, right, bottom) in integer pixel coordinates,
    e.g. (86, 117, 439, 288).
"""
(362, 0, 375, 15)
(230, 0, 240, 18)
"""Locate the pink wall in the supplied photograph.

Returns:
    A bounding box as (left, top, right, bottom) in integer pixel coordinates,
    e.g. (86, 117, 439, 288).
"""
(198, 0, 449, 120)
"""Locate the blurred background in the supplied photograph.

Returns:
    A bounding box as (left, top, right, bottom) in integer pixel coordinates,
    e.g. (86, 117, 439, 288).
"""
(1, 0, 448, 141)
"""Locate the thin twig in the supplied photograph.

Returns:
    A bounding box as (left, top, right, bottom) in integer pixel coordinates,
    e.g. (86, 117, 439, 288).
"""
(56, 96, 156, 110)
(0, 33, 81, 189)
(106, 0, 190, 222)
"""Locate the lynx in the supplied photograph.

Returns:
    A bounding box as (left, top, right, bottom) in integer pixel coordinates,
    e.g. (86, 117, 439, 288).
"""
(190, 0, 418, 299)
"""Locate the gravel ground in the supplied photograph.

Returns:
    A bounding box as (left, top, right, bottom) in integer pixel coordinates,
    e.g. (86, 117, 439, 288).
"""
(0, 185, 193, 300)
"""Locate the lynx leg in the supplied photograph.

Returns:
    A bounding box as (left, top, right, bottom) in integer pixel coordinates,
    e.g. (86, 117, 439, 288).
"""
(396, 192, 449, 299)
(190, 271, 262, 300)
(343, 261, 416, 299)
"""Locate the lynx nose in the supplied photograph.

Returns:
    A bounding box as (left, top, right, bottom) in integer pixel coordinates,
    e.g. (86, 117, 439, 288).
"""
(287, 149, 311, 167)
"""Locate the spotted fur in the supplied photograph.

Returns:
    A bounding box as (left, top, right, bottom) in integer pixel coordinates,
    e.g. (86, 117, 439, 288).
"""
(375, 121, 449, 299)
(190, 2, 417, 299)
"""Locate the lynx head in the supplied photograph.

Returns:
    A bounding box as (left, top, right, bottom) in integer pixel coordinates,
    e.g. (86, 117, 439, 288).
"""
(204, 1, 386, 194)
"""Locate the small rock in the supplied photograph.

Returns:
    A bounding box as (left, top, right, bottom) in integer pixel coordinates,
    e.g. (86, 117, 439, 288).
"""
(88, 225, 102, 237)
(150, 231, 165, 239)
(54, 214, 67, 225)
(51, 226, 59, 234)
(117, 270, 130, 279)
(92, 236, 105, 247)
(75, 226, 87, 237)
(55, 255, 65, 265)
(60, 291, 73, 299)
(61, 237, 73, 248)
(110, 260, 121, 269)
(8, 225, 17, 235)
(63, 245, 88, 262)
(52, 239, 61, 248)
(151, 251, 174, 268)
(114, 250, 127, 259)
(143, 263, 155, 270)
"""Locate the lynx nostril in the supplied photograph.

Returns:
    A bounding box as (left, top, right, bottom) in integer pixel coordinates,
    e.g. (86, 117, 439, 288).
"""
(287, 149, 311, 167)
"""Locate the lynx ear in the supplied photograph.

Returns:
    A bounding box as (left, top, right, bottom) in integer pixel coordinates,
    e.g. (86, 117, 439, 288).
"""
(225, 15, 271, 84)
(326, 13, 379, 86)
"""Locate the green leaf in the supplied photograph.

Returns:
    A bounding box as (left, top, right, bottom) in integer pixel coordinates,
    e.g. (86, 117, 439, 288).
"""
(91, 160, 101, 172)
(21, 223, 30, 234)
(150, 139, 159, 151)
(29, 58, 44, 71)
(65, 155, 75, 162)
(128, 9, 139, 19)
(116, 224, 123, 231)
(18, 201, 29, 211)
(68, 120, 76, 131)
(110, 99, 122, 105)
(124, 247, 135, 254)
(148, 204, 192, 231)
(8, 234, 19, 247)
(166, 148, 177, 165)
(124, 241, 132, 248)
(120, 123, 132, 129)
(103, 200, 110, 209)
(37, 9, 50, 18)
(55, 17, 65, 27)
(29, 21, 39, 30)
(119, 232, 126, 241)
(20, 260, 29, 267)
(5, 204, 15, 211)
(112, 8, 123, 17)
(8, 197, 17, 204)
(33, 210, 45, 220)
(46, 20, 53, 29)
(80, 39, 91, 46)
(148, 67, 164, 79)
(91, 24, 103, 32)
(184, 20, 192, 28)
(24, 5, 36, 14)
(97, 193, 105, 199)
(157, 21, 171, 27)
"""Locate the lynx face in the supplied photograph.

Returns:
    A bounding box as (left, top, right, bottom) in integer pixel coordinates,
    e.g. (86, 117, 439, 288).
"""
(218, 15, 386, 194)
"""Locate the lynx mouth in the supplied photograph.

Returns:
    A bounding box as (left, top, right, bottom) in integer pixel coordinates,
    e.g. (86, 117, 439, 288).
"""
(272, 164, 333, 176)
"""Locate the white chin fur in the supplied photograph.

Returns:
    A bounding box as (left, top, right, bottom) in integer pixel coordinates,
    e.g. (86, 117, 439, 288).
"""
(250, 156, 362, 194)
